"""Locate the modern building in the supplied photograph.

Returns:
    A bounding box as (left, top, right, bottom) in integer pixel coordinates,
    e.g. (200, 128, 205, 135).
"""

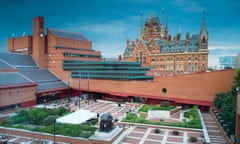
(219, 56, 234, 69)
(0, 16, 237, 111)
(123, 13, 208, 76)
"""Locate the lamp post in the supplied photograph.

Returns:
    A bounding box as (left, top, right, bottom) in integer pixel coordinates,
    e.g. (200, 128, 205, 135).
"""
(236, 87, 240, 143)
(78, 71, 81, 109)
(88, 73, 90, 105)
(67, 73, 71, 102)
(53, 118, 56, 144)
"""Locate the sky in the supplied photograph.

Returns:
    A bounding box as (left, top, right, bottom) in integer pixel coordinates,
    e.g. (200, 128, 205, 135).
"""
(0, 0, 240, 67)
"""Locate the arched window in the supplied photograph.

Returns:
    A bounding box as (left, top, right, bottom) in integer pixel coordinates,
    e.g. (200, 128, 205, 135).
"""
(188, 63, 192, 72)
(202, 36, 206, 43)
(194, 63, 198, 72)
(201, 64, 206, 71)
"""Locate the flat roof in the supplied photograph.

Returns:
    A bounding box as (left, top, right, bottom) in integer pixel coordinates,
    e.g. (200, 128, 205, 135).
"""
(56, 109, 97, 124)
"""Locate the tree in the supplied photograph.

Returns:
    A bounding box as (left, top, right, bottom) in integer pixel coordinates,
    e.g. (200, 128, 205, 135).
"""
(28, 108, 48, 125)
(214, 69, 240, 135)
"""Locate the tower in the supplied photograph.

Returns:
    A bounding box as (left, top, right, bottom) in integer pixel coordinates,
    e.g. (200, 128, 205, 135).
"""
(32, 16, 47, 68)
(199, 12, 208, 51)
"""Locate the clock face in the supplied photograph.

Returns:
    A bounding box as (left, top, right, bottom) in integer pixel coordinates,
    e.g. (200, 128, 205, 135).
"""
(39, 33, 44, 37)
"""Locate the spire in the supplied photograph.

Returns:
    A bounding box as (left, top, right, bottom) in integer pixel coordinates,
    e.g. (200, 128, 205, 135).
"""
(149, 12, 153, 20)
(161, 8, 165, 25)
(165, 15, 168, 29)
(200, 11, 207, 34)
(139, 11, 143, 36)
(140, 11, 143, 28)
(178, 20, 182, 34)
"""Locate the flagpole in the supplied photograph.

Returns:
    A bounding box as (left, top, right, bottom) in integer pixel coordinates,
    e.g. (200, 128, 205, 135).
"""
(78, 71, 81, 109)
(88, 73, 90, 105)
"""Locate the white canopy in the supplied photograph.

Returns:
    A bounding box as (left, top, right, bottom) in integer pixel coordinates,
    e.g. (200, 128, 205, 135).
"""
(56, 109, 97, 124)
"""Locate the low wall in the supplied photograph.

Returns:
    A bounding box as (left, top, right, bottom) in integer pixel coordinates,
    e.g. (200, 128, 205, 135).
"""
(0, 127, 90, 144)
(147, 106, 181, 119)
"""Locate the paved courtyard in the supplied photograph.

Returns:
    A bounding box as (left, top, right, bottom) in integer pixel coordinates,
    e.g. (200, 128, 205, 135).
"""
(0, 98, 229, 144)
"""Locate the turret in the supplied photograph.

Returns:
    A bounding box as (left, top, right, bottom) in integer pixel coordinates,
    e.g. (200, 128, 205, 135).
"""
(199, 11, 208, 50)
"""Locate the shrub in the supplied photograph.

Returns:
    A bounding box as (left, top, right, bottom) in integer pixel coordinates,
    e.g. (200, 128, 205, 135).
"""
(42, 116, 56, 126)
(139, 105, 151, 112)
(172, 130, 179, 135)
(28, 108, 49, 125)
(160, 101, 170, 107)
(154, 128, 161, 133)
(57, 106, 67, 116)
(189, 137, 197, 142)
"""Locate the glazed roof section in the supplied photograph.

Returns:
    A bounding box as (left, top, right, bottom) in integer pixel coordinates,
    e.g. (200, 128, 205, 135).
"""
(0, 52, 68, 92)
(0, 60, 16, 69)
(0, 52, 38, 69)
(37, 81, 68, 92)
(63, 60, 153, 81)
(20, 69, 60, 83)
(0, 72, 35, 87)
(49, 28, 89, 41)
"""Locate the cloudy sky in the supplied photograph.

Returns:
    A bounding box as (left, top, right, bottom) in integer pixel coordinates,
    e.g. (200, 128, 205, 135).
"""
(0, 0, 239, 67)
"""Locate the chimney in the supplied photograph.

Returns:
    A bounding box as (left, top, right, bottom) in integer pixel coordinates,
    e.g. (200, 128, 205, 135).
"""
(118, 55, 122, 62)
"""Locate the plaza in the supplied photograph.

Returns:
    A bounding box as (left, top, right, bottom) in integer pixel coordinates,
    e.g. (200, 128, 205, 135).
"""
(0, 98, 229, 143)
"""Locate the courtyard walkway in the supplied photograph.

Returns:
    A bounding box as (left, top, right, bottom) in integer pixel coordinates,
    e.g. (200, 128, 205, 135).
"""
(202, 113, 228, 144)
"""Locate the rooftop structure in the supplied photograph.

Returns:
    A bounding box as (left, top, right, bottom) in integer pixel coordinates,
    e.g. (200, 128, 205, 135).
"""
(123, 13, 208, 75)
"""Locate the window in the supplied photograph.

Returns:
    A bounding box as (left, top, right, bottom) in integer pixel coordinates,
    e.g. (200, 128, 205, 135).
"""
(162, 88, 167, 94)
(194, 63, 198, 72)
(201, 64, 206, 71)
(188, 63, 192, 72)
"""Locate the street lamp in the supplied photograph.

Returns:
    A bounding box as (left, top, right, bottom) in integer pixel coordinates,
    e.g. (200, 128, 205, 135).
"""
(78, 71, 81, 109)
(53, 118, 56, 144)
(235, 86, 240, 143)
(67, 73, 71, 102)
(87, 73, 90, 105)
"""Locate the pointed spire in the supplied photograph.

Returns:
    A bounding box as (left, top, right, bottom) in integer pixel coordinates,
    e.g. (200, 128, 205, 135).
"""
(178, 20, 182, 33)
(140, 11, 143, 28)
(165, 15, 168, 29)
(161, 8, 165, 25)
(149, 12, 153, 20)
(200, 11, 207, 34)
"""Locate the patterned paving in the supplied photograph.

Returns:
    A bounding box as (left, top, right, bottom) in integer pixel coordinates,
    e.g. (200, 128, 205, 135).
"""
(202, 113, 227, 144)
(0, 133, 68, 144)
(118, 127, 202, 144)
(2, 99, 213, 143)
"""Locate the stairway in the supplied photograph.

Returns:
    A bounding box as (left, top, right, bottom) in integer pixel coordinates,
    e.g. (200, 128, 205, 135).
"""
(202, 113, 227, 144)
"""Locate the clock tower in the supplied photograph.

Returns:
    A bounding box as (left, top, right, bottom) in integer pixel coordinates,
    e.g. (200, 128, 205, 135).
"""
(32, 16, 47, 68)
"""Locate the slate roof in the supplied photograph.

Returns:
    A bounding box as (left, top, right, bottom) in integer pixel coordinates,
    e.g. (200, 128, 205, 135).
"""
(37, 81, 68, 92)
(0, 52, 68, 92)
(0, 60, 15, 69)
(0, 72, 34, 87)
(0, 52, 37, 68)
(124, 34, 200, 55)
(20, 69, 59, 83)
(49, 28, 89, 41)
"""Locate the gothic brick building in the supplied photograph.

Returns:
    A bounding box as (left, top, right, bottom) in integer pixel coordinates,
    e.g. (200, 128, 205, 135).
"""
(123, 13, 208, 76)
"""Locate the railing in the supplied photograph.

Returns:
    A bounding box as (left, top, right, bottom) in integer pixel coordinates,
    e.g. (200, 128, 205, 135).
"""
(198, 109, 211, 144)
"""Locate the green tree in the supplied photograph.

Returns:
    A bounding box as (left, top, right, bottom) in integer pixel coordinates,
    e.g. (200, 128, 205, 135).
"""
(214, 69, 240, 135)
(28, 108, 49, 125)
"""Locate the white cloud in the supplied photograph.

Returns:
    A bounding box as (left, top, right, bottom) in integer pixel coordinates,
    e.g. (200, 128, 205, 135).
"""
(93, 41, 125, 58)
(65, 20, 130, 36)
